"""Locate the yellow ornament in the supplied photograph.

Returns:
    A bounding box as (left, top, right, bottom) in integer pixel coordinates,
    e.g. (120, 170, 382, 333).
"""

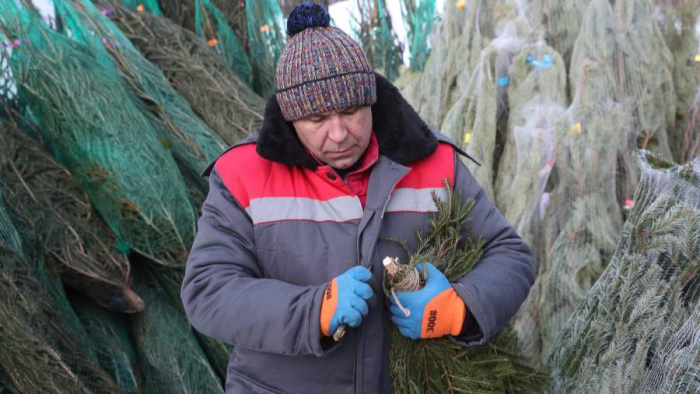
(571, 123, 582, 134)
(694, 54, 700, 63)
(463, 132, 472, 145)
(456, 0, 466, 11)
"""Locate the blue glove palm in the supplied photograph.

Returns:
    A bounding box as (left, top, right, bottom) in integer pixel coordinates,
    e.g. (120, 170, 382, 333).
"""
(389, 263, 467, 339)
(320, 266, 374, 336)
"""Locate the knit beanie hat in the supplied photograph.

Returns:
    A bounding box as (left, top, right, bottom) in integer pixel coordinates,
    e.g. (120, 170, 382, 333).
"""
(275, 3, 377, 122)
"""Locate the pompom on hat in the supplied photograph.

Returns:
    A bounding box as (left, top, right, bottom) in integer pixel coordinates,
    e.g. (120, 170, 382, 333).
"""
(275, 2, 376, 122)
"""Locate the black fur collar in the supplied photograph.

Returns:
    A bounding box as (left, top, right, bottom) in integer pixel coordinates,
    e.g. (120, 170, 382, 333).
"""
(256, 73, 438, 170)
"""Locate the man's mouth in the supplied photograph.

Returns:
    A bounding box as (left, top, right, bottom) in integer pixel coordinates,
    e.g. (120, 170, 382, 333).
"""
(327, 148, 352, 156)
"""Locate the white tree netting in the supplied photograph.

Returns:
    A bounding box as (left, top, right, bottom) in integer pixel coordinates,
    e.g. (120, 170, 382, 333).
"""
(526, 0, 589, 67)
(495, 41, 568, 225)
(549, 151, 700, 394)
(515, 58, 628, 359)
(570, 0, 677, 201)
(402, 0, 491, 130)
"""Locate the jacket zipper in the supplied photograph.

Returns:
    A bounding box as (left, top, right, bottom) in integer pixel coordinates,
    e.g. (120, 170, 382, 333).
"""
(355, 166, 409, 394)
(369, 169, 409, 261)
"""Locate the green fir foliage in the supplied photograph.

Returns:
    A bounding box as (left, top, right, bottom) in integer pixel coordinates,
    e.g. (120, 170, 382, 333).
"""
(387, 181, 548, 393)
(549, 151, 700, 393)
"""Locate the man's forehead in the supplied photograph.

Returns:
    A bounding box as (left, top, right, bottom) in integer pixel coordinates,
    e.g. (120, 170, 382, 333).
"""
(310, 105, 361, 118)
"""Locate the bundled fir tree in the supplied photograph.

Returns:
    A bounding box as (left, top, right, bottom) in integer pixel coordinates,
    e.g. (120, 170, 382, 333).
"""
(0, 117, 143, 313)
(526, 0, 589, 67)
(128, 262, 224, 393)
(157, 0, 197, 32)
(121, 0, 161, 14)
(402, 0, 491, 130)
(54, 0, 229, 191)
(385, 181, 547, 393)
(399, 0, 436, 73)
(0, 188, 120, 393)
(441, 22, 524, 202)
(108, 1, 265, 145)
(194, 0, 252, 85)
(652, 0, 700, 164)
(515, 61, 627, 360)
(570, 0, 676, 179)
(679, 89, 700, 163)
(353, 0, 404, 82)
(131, 253, 233, 383)
(244, 0, 285, 98)
(0, 0, 197, 267)
(549, 151, 700, 393)
(494, 41, 568, 233)
(210, 0, 247, 51)
(69, 291, 142, 393)
(0, 40, 16, 108)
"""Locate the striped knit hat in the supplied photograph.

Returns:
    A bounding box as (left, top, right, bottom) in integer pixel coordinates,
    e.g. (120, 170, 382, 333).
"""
(276, 3, 376, 122)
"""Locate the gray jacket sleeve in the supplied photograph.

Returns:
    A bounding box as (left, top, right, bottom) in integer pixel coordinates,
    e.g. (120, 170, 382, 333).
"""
(181, 169, 328, 356)
(450, 155, 535, 346)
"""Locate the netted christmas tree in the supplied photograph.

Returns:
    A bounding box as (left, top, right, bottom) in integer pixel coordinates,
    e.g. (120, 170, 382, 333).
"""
(570, 0, 676, 179)
(128, 262, 224, 393)
(0, 188, 120, 393)
(130, 253, 233, 382)
(441, 22, 525, 202)
(652, 0, 700, 164)
(157, 0, 197, 31)
(69, 291, 142, 393)
(402, 0, 492, 130)
(526, 0, 589, 67)
(549, 150, 700, 393)
(54, 0, 229, 191)
(494, 41, 568, 237)
(496, 97, 564, 245)
(353, 0, 404, 82)
(210, 0, 248, 52)
(244, 0, 285, 98)
(385, 181, 548, 393)
(0, 0, 197, 267)
(0, 38, 18, 109)
(122, 0, 161, 15)
(108, 1, 265, 145)
(0, 116, 143, 314)
(678, 88, 700, 163)
(194, 0, 252, 85)
(399, 0, 436, 72)
(515, 61, 627, 360)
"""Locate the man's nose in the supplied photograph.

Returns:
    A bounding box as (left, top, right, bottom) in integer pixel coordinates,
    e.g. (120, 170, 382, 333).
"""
(327, 114, 348, 143)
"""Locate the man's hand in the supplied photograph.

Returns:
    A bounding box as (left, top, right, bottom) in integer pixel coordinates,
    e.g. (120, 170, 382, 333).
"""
(320, 266, 374, 337)
(389, 263, 467, 339)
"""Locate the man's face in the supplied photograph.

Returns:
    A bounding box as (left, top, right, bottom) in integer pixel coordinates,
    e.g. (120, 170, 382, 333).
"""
(292, 106, 373, 169)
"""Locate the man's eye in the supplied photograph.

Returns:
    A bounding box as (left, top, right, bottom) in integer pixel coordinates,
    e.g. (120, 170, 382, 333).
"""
(342, 107, 358, 115)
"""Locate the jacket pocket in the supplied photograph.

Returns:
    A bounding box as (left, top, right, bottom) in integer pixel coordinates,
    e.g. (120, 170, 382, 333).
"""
(226, 368, 286, 394)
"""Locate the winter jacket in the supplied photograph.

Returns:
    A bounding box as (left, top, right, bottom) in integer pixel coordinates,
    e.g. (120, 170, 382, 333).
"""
(181, 73, 535, 394)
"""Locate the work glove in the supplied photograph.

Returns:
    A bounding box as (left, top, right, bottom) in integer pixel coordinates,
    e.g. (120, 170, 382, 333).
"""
(389, 262, 466, 339)
(320, 266, 374, 337)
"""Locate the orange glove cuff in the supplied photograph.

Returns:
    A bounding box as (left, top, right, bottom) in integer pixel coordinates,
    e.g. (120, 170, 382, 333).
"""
(421, 288, 467, 338)
(319, 278, 338, 337)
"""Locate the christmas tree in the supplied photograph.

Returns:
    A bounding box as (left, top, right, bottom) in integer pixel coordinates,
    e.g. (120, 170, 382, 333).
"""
(402, 0, 490, 130)
(549, 151, 700, 393)
(107, 0, 265, 145)
(494, 41, 568, 241)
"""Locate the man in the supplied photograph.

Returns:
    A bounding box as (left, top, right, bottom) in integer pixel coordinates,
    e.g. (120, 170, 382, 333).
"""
(181, 3, 534, 393)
